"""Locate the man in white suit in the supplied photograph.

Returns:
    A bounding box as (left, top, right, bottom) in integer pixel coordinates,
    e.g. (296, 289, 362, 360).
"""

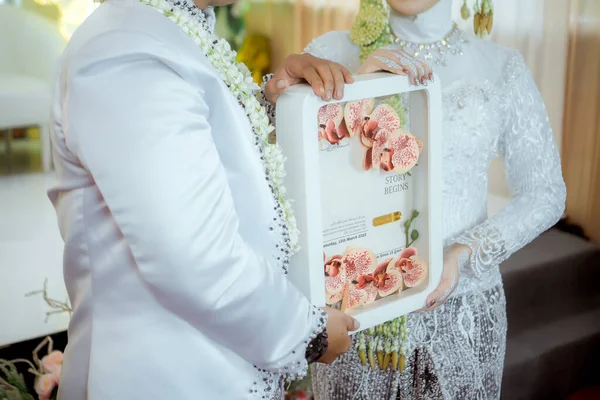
(48, 0, 358, 398)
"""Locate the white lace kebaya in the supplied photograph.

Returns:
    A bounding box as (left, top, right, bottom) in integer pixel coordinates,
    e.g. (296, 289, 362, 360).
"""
(304, 0, 566, 398)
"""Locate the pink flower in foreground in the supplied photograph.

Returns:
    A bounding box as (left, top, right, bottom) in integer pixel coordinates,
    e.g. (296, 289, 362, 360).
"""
(34, 373, 58, 400)
(293, 390, 312, 400)
(41, 350, 63, 378)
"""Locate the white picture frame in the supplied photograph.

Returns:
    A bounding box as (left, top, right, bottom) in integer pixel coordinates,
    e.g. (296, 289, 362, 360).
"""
(277, 73, 443, 332)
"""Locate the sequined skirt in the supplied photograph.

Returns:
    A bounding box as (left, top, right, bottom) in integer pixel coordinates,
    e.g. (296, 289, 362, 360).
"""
(311, 284, 507, 400)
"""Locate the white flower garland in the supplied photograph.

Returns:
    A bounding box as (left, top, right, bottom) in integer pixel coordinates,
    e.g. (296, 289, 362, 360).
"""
(101, 0, 300, 261)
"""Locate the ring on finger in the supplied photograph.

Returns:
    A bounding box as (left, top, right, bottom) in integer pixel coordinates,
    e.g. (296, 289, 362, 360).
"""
(374, 56, 403, 72)
(395, 51, 427, 77)
(398, 57, 420, 81)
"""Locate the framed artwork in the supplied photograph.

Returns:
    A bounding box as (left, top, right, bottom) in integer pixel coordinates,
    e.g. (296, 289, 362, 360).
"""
(277, 73, 443, 331)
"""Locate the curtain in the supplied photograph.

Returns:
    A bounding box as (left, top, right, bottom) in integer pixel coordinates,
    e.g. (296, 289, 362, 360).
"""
(245, 0, 359, 70)
(562, 0, 600, 243)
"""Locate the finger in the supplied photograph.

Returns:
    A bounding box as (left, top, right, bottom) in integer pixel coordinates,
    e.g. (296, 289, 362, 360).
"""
(302, 67, 326, 99)
(417, 60, 432, 85)
(390, 51, 422, 86)
(345, 315, 360, 331)
(425, 275, 459, 309)
(330, 65, 347, 100)
(340, 65, 355, 84)
(315, 63, 335, 101)
(425, 284, 447, 308)
(415, 290, 450, 313)
(413, 60, 427, 85)
(400, 64, 418, 86)
(372, 55, 408, 75)
(264, 78, 289, 104)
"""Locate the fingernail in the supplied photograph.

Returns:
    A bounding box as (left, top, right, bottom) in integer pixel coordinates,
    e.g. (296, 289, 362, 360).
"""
(336, 89, 343, 99)
(276, 79, 287, 89)
(353, 319, 361, 330)
(427, 300, 436, 308)
(326, 90, 332, 99)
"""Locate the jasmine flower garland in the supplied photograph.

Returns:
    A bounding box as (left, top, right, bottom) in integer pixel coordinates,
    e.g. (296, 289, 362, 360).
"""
(96, 0, 301, 262)
(158, 0, 300, 256)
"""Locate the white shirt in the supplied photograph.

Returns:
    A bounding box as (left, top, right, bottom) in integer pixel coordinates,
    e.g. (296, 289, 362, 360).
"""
(49, 0, 322, 398)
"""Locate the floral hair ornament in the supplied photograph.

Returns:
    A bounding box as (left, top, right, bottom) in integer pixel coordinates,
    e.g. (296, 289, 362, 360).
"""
(349, 0, 408, 128)
(350, 0, 393, 62)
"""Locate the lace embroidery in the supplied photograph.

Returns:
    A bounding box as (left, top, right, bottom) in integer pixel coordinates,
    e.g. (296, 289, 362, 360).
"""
(312, 285, 506, 400)
(452, 53, 566, 280)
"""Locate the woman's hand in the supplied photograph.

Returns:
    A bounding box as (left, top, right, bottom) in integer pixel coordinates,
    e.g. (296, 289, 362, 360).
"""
(265, 53, 354, 104)
(357, 49, 433, 86)
(420, 244, 470, 311)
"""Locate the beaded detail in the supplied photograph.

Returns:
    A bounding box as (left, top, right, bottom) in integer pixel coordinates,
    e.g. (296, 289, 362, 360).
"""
(252, 307, 328, 398)
(305, 331, 328, 364)
(138, 0, 300, 274)
(392, 23, 468, 66)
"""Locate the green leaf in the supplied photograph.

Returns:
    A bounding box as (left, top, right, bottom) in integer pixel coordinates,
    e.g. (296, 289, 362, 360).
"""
(3, 366, 26, 395)
(411, 230, 419, 241)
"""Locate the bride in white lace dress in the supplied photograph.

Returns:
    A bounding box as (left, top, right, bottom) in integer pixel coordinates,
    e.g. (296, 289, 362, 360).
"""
(304, 0, 566, 398)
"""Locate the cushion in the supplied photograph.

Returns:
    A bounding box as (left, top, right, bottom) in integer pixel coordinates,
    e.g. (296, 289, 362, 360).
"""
(0, 73, 51, 129)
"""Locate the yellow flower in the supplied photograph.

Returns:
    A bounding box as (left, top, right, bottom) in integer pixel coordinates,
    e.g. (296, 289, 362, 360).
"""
(237, 34, 271, 84)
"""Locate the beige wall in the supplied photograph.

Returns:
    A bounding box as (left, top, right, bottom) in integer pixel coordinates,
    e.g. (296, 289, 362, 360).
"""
(246, 1, 356, 70)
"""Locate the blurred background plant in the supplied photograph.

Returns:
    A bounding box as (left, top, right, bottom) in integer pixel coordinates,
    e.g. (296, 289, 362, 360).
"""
(237, 34, 271, 84)
(214, 0, 250, 51)
(215, 0, 271, 84)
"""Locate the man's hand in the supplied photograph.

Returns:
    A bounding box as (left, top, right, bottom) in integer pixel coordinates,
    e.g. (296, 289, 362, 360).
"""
(265, 54, 354, 104)
(318, 307, 360, 364)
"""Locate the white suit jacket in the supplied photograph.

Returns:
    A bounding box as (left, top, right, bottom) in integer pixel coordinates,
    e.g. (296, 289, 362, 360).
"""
(48, 0, 321, 398)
